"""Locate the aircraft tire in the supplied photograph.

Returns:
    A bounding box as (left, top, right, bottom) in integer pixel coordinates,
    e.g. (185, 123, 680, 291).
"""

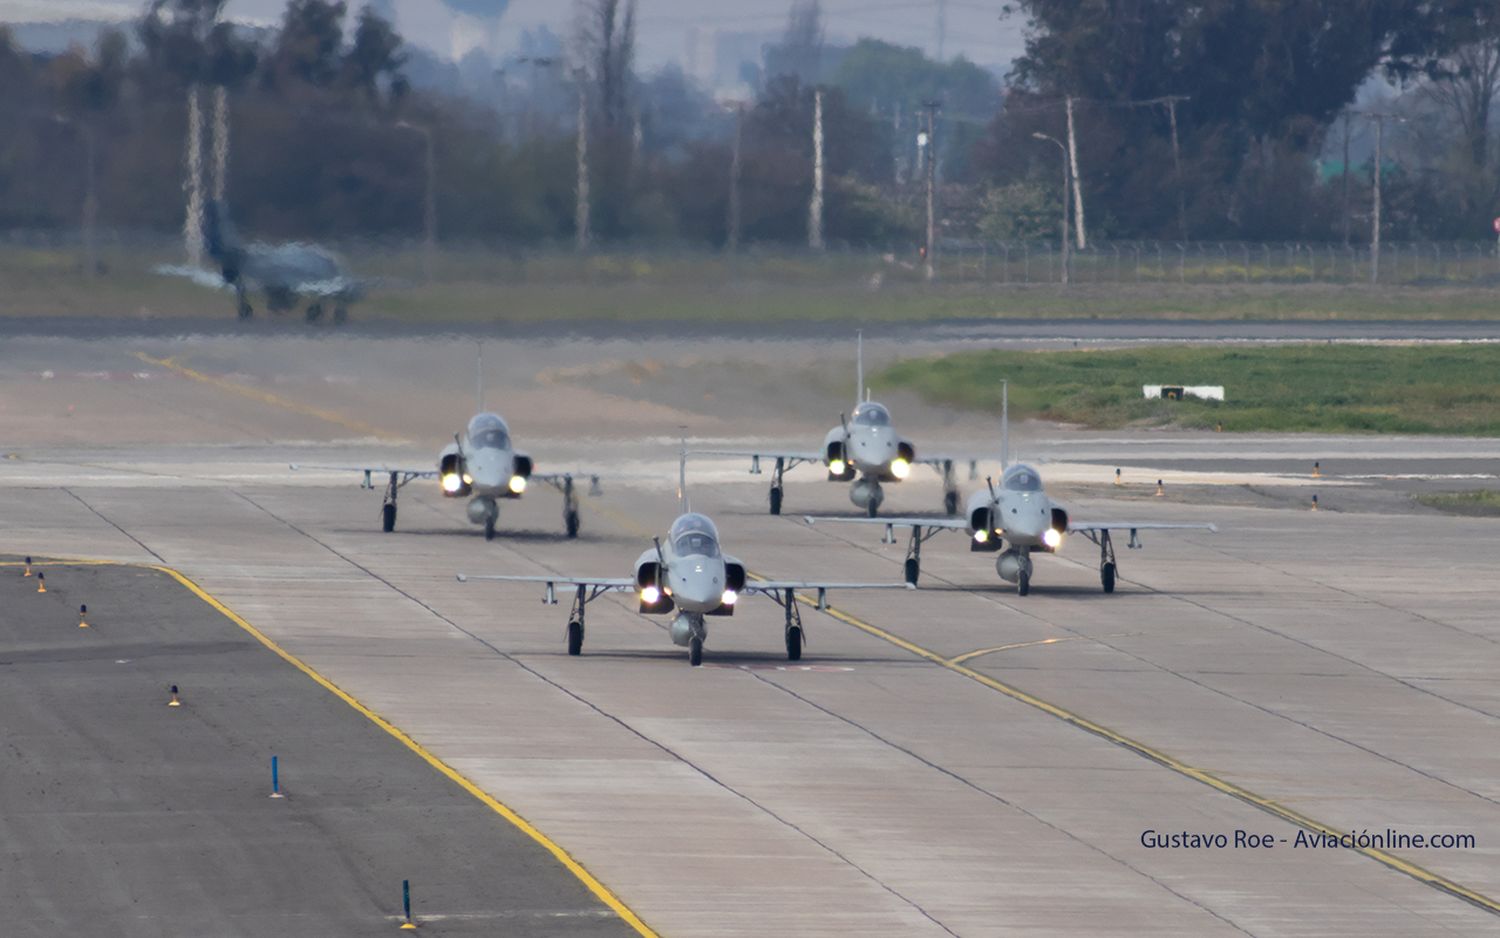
(866, 501, 879, 518)
(567, 620, 584, 656)
(305, 303, 323, 323)
(484, 516, 496, 541)
(769, 486, 783, 515)
(333, 305, 348, 325)
(237, 299, 253, 320)
(1101, 562, 1116, 593)
(944, 491, 959, 516)
(565, 510, 580, 538)
(786, 626, 803, 661)
(904, 558, 920, 585)
(1018, 570, 1031, 596)
(382, 504, 396, 533)
(689, 636, 703, 667)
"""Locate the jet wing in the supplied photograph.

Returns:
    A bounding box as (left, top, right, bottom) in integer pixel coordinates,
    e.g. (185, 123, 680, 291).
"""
(456, 574, 635, 589)
(289, 277, 364, 299)
(290, 463, 437, 478)
(746, 580, 915, 593)
(153, 263, 232, 290)
(694, 449, 824, 463)
(804, 515, 970, 531)
(1068, 521, 1218, 533)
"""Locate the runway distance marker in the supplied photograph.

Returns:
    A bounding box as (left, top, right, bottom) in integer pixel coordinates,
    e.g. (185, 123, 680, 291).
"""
(0, 558, 657, 938)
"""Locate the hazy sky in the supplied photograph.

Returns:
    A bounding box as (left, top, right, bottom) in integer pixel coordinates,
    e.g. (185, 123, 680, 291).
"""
(2, 0, 1026, 74)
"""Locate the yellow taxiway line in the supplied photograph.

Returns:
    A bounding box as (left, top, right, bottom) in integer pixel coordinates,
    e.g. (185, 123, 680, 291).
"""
(948, 636, 1078, 664)
(792, 590, 1500, 918)
(7, 557, 658, 937)
(133, 352, 401, 441)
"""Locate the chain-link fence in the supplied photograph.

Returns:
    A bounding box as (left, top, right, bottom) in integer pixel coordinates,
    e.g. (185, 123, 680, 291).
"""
(936, 240, 1500, 286)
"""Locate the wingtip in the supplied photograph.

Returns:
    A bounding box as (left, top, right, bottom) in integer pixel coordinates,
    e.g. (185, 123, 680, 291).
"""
(455, 574, 468, 582)
(288, 463, 300, 470)
(903, 581, 916, 590)
(1208, 524, 1219, 533)
(802, 516, 817, 525)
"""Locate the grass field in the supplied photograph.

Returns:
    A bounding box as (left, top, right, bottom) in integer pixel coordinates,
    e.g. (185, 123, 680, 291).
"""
(878, 345, 1500, 435)
(1415, 490, 1500, 516)
(5, 243, 1500, 322)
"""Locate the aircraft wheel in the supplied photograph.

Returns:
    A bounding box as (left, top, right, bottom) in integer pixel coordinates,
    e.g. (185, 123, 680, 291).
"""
(565, 510, 580, 538)
(381, 504, 396, 533)
(484, 516, 496, 541)
(333, 305, 348, 325)
(567, 620, 584, 656)
(305, 303, 324, 323)
(237, 299, 253, 320)
(1018, 570, 1031, 596)
(903, 557, 920, 585)
(944, 491, 959, 516)
(786, 626, 803, 661)
(689, 636, 703, 667)
(769, 486, 783, 516)
(1101, 562, 1116, 593)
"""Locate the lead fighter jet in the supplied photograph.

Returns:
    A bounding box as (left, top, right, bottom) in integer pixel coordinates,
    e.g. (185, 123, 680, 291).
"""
(457, 449, 910, 666)
(700, 332, 977, 517)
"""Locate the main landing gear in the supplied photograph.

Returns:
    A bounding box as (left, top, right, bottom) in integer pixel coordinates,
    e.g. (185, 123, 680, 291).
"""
(889, 522, 945, 586)
(567, 584, 586, 655)
(762, 587, 805, 661)
(563, 476, 581, 538)
(1079, 528, 1138, 594)
(375, 470, 421, 533)
(942, 460, 959, 516)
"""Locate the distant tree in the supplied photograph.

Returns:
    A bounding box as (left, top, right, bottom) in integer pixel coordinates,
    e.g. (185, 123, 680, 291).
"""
(344, 6, 408, 106)
(765, 0, 823, 85)
(270, 0, 347, 90)
(572, 0, 639, 237)
(832, 40, 997, 123)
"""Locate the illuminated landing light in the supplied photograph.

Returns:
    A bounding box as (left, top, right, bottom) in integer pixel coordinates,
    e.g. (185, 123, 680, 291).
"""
(721, 589, 738, 606)
(890, 457, 911, 480)
(441, 473, 462, 493)
(973, 529, 989, 544)
(829, 459, 846, 475)
(462, 473, 473, 485)
(640, 585, 661, 604)
(1043, 528, 1063, 549)
(508, 475, 527, 494)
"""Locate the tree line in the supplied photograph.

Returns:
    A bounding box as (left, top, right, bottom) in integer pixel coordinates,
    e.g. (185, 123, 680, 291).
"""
(2, 0, 1497, 249)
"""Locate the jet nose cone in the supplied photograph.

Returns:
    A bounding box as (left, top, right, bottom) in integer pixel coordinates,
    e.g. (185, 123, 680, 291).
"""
(468, 448, 508, 490)
(670, 563, 723, 611)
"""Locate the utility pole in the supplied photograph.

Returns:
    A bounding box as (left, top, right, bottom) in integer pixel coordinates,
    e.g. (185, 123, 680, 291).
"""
(574, 71, 591, 252)
(1032, 132, 1070, 284)
(921, 100, 940, 280)
(1065, 95, 1086, 250)
(183, 84, 205, 265)
(1350, 111, 1362, 244)
(1365, 112, 1404, 285)
(727, 102, 743, 252)
(809, 88, 825, 251)
(1160, 95, 1189, 242)
(936, 0, 947, 61)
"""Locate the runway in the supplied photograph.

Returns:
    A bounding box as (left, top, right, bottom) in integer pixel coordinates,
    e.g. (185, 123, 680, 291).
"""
(2, 330, 1498, 935)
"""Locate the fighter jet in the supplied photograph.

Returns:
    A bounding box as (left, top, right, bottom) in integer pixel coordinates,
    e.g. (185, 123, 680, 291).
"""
(156, 201, 364, 322)
(699, 332, 977, 518)
(806, 384, 1216, 593)
(456, 450, 911, 666)
(293, 354, 600, 538)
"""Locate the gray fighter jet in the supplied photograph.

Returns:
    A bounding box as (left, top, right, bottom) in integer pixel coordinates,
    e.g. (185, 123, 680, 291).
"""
(699, 332, 977, 518)
(456, 450, 910, 666)
(157, 201, 364, 322)
(293, 412, 599, 539)
(806, 385, 1216, 593)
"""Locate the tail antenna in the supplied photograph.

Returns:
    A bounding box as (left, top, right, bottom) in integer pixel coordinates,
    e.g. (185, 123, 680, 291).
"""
(855, 329, 864, 408)
(678, 435, 690, 513)
(475, 340, 485, 414)
(1000, 378, 1009, 469)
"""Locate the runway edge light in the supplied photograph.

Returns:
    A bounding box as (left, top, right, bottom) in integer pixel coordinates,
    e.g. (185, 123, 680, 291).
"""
(79, 604, 89, 628)
(167, 685, 181, 708)
(400, 879, 418, 929)
(23, 556, 32, 577)
(36, 571, 46, 593)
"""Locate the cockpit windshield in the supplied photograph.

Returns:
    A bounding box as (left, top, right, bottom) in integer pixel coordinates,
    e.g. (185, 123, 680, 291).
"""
(1002, 466, 1043, 492)
(669, 513, 721, 558)
(852, 403, 891, 427)
(467, 413, 511, 451)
